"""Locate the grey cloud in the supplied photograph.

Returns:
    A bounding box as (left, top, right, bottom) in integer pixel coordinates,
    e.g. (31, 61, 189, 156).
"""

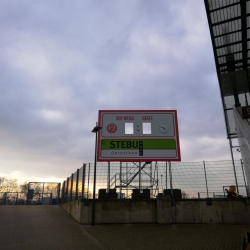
(0, 0, 233, 183)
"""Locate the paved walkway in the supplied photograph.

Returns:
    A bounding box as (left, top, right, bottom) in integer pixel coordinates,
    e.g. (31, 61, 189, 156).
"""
(0, 205, 249, 249)
(84, 224, 250, 250)
(0, 206, 107, 250)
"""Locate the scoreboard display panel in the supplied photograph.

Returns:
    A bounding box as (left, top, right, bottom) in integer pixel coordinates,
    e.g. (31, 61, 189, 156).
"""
(97, 110, 181, 162)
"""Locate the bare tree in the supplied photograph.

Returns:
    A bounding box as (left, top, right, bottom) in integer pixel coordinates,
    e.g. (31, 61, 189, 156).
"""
(19, 181, 28, 193)
(0, 177, 19, 192)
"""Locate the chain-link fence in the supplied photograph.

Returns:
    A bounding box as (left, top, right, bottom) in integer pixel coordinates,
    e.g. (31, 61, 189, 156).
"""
(61, 159, 249, 203)
(0, 192, 26, 205)
(27, 182, 61, 205)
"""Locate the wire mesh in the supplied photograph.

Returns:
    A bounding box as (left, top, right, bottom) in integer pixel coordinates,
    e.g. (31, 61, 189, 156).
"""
(61, 159, 248, 202)
(78, 166, 83, 199)
(72, 171, 77, 201)
(67, 177, 71, 202)
(0, 192, 26, 205)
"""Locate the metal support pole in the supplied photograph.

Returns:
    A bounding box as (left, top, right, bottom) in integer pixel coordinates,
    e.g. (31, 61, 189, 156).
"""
(87, 163, 90, 199)
(169, 162, 173, 198)
(203, 161, 209, 198)
(41, 183, 45, 204)
(66, 178, 69, 203)
(82, 164, 86, 199)
(150, 163, 152, 187)
(70, 174, 73, 202)
(150, 163, 152, 198)
(49, 193, 52, 205)
(61, 181, 65, 204)
(241, 159, 249, 197)
(92, 130, 98, 226)
(126, 162, 128, 198)
(75, 169, 79, 200)
(229, 138, 239, 194)
(157, 162, 159, 195)
(139, 162, 141, 192)
(120, 162, 122, 198)
(166, 162, 168, 190)
(161, 175, 163, 193)
(107, 162, 110, 193)
(57, 183, 61, 204)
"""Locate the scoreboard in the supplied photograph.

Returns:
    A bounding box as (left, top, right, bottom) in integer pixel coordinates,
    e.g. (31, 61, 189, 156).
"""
(97, 110, 181, 162)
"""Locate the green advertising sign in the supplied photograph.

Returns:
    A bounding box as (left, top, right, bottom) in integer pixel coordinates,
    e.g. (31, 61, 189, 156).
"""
(101, 139, 176, 150)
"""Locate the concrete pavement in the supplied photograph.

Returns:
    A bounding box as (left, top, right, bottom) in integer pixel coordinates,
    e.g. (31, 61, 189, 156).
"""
(85, 223, 250, 250)
(0, 206, 108, 250)
(0, 205, 249, 249)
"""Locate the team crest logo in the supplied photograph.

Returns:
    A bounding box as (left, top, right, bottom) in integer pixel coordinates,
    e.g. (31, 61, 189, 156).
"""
(107, 123, 117, 133)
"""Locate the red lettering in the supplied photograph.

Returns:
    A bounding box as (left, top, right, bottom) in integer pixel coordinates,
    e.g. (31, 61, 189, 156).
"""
(124, 116, 134, 120)
(142, 116, 153, 120)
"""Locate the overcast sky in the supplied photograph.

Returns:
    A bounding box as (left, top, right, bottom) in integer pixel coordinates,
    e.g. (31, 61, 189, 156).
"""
(0, 0, 241, 184)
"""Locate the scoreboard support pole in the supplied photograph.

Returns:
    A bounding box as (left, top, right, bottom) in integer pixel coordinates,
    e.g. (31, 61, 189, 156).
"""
(120, 162, 122, 199)
(126, 162, 128, 198)
(107, 162, 110, 193)
(166, 162, 168, 190)
(139, 162, 141, 191)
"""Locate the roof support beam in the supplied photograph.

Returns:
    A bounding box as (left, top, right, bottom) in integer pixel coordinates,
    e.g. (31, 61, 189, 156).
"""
(240, 0, 250, 92)
(211, 17, 241, 27)
(204, 0, 231, 137)
(209, 2, 240, 13)
(215, 41, 242, 50)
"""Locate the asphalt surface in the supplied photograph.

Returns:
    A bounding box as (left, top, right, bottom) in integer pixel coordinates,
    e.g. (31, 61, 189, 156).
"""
(0, 205, 249, 250)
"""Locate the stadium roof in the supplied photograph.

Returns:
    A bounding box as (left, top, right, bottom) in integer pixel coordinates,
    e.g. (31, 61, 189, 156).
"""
(204, 0, 250, 96)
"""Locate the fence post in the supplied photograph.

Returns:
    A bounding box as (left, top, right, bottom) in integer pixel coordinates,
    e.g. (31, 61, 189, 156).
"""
(203, 161, 209, 198)
(62, 182, 65, 204)
(70, 174, 73, 202)
(107, 162, 110, 193)
(57, 183, 61, 204)
(241, 159, 249, 197)
(65, 177, 69, 203)
(41, 183, 45, 204)
(82, 164, 86, 199)
(87, 163, 90, 199)
(49, 193, 52, 205)
(75, 169, 79, 200)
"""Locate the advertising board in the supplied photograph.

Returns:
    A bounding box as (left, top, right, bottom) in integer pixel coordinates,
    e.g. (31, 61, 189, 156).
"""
(97, 110, 181, 162)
